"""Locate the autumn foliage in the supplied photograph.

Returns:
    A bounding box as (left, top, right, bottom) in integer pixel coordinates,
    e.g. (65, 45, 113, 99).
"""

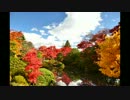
(10, 23, 120, 86)
(22, 48, 43, 83)
(77, 29, 109, 50)
(38, 46, 59, 59)
(10, 31, 24, 42)
(96, 25, 120, 78)
(10, 40, 22, 57)
(77, 41, 94, 50)
(38, 46, 72, 59)
(90, 33, 106, 44)
(60, 47, 72, 56)
(10, 31, 25, 57)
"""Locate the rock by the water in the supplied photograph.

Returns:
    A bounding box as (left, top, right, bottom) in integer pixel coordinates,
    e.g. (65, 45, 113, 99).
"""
(56, 80, 67, 86)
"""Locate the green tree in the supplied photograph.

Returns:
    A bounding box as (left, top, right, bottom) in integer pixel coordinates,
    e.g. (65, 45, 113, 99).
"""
(63, 48, 82, 80)
(63, 47, 109, 85)
(64, 40, 71, 47)
(42, 59, 65, 75)
(20, 41, 34, 58)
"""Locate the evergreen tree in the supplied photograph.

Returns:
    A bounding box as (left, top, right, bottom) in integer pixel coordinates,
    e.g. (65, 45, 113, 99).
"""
(64, 40, 71, 47)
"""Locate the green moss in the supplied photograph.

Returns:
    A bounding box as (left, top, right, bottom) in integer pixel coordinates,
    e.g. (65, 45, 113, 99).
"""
(36, 68, 56, 86)
(11, 75, 29, 86)
(10, 82, 29, 86)
(14, 75, 27, 83)
(10, 56, 27, 77)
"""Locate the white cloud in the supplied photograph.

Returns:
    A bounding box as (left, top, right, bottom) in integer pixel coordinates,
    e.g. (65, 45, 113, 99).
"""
(48, 12, 102, 48)
(23, 32, 46, 48)
(43, 25, 52, 29)
(31, 27, 38, 31)
(46, 35, 65, 48)
(39, 30, 48, 35)
(23, 32, 64, 49)
(24, 12, 102, 49)
(43, 23, 57, 30)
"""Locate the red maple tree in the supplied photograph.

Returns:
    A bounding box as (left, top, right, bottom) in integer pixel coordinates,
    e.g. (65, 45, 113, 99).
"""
(23, 48, 42, 84)
(77, 41, 93, 50)
(38, 46, 72, 59)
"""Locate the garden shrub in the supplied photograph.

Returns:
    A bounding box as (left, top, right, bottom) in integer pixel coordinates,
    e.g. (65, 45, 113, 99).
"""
(42, 59, 65, 75)
(10, 75, 29, 86)
(10, 56, 27, 77)
(36, 68, 56, 86)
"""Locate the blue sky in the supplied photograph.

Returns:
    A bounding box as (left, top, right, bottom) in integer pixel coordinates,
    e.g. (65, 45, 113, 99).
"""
(10, 12, 120, 48)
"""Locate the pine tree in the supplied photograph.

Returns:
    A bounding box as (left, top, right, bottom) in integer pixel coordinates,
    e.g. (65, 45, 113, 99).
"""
(64, 40, 71, 47)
